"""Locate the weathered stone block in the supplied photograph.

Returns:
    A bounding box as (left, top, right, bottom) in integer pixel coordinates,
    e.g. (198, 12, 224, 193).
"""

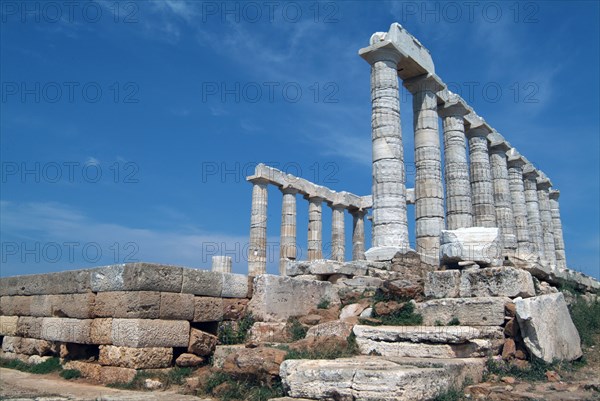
(424, 270, 461, 298)
(515, 293, 582, 362)
(306, 320, 354, 339)
(41, 317, 92, 344)
(440, 227, 502, 267)
(193, 297, 223, 322)
(286, 260, 368, 277)
(356, 337, 498, 358)
(459, 267, 535, 298)
(188, 328, 217, 356)
(2, 336, 52, 355)
(64, 360, 137, 385)
(212, 344, 246, 368)
(222, 273, 250, 298)
(16, 316, 43, 338)
(353, 325, 503, 344)
(90, 263, 183, 293)
(0, 295, 30, 316)
(159, 292, 194, 320)
(247, 322, 291, 344)
(111, 319, 189, 348)
(94, 291, 160, 319)
(99, 345, 172, 369)
(248, 275, 340, 322)
(90, 318, 113, 344)
(415, 297, 510, 326)
(29, 295, 53, 317)
(223, 298, 248, 320)
(0, 315, 18, 336)
(0, 269, 92, 296)
(181, 269, 223, 297)
(50, 293, 96, 319)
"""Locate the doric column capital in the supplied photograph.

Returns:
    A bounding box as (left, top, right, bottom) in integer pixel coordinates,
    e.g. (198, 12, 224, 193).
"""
(488, 131, 511, 153)
(549, 189, 560, 200)
(438, 99, 470, 118)
(304, 194, 325, 203)
(465, 125, 492, 139)
(280, 186, 299, 195)
(506, 148, 527, 168)
(403, 73, 444, 94)
(536, 176, 553, 190)
(247, 176, 270, 186)
(359, 40, 403, 66)
(522, 163, 539, 179)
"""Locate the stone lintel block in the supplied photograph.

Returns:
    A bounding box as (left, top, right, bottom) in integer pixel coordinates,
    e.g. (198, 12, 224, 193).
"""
(459, 267, 535, 298)
(160, 292, 194, 320)
(90, 318, 113, 344)
(63, 360, 137, 385)
(222, 273, 250, 298)
(99, 345, 173, 369)
(286, 260, 368, 277)
(91, 263, 183, 293)
(0, 315, 19, 336)
(40, 317, 92, 344)
(353, 325, 503, 344)
(111, 319, 189, 348)
(0, 269, 92, 296)
(248, 274, 341, 322)
(181, 269, 223, 297)
(193, 297, 223, 322)
(94, 291, 160, 319)
(415, 297, 510, 326)
(424, 270, 461, 298)
(16, 316, 43, 338)
(356, 337, 497, 359)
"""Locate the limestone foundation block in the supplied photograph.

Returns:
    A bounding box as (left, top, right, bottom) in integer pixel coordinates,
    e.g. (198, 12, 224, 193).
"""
(159, 292, 194, 320)
(356, 337, 498, 358)
(222, 273, 250, 298)
(0, 315, 18, 336)
(515, 292, 582, 362)
(440, 227, 502, 267)
(90, 318, 113, 344)
(424, 270, 461, 298)
(353, 325, 503, 344)
(49, 293, 96, 319)
(0, 268, 92, 296)
(16, 316, 43, 338)
(415, 297, 510, 326)
(212, 344, 246, 368)
(1, 336, 53, 355)
(90, 263, 183, 293)
(193, 297, 224, 322)
(0, 295, 31, 316)
(99, 345, 173, 369)
(41, 317, 92, 344)
(63, 360, 137, 385)
(459, 267, 535, 298)
(94, 291, 160, 319)
(181, 269, 223, 297)
(111, 319, 189, 348)
(223, 298, 248, 320)
(29, 295, 54, 317)
(188, 328, 217, 356)
(286, 260, 368, 277)
(248, 274, 341, 322)
(247, 322, 292, 344)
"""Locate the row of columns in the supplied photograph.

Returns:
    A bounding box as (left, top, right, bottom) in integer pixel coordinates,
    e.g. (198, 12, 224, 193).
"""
(361, 41, 567, 270)
(247, 178, 367, 276)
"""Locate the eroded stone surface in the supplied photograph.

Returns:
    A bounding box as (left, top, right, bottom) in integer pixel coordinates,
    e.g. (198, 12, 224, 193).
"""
(424, 270, 461, 298)
(99, 345, 172, 369)
(459, 267, 535, 298)
(111, 319, 189, 348)
(440, 227, 502, 266)
(415, 297, 509, 326)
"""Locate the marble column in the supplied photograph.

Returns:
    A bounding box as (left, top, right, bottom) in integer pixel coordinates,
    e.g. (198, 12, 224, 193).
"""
(404, 74, 445, 264)
(307, 196, 324, 261)
(439, 99, 473, 230)
(506, 149, 531, 260)
(351, 210, 366, 261)
(360, 42, 410, 260)
(536, 174, 557, 268)
(549, 190, 567, 270)
(212, 256, 232, 273)
(522, 165, 544, 259)
(331, 204, 346, 262)
(466, 124, 496, 227)
(489, 135, 517, 257)
(248, 177, 269, 275)
(279, 187, 298, 275)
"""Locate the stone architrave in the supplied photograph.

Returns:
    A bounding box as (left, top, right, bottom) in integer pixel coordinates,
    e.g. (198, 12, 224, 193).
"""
(488, 133, 517, 257)
(549, 190, 567, 270)
(439, 97, 473, 230)
(506, 149, 531, 260)
(279, 187, 298, 274)
(359, 40, 410, 261)
(404, 74, 446, 264)
(536, 174, 557, 268)
(247, 177, 269, 275)
(465, 121, 496, 228)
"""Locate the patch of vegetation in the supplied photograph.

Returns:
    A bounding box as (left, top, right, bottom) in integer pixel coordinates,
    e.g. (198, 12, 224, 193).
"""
(448, 317, 461, 326)
(106, 366, 194, 390)
(365, 301, 423, 326)
(287, 317, 308, 341)
(200, 371, 284, 401)
(433, 387, 464, 401)
(485, 356, 564, 382)
(556, 278, 583, 296)
(218, 314, 255, 345)
(435, 320, 444, 326)
(281, 333, 360, 360)
(0, 357, 62, 375)
(317, 298, 331, 309)
(59, 369, 81, 380)
(569, 296, 600, 347)
(372, 288, 411, 304)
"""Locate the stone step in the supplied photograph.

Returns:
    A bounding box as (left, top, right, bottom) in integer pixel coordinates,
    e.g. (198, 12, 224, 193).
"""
(279, 356, 484, 401)
(414, 296, 510, 326)
(353, 325, 503, 359)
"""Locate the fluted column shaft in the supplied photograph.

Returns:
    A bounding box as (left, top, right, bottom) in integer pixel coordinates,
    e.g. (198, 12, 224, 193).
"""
(489, 144, 517, 257)
(467, 128, 496, 227)
(440, 103, 473, 229)
(351, 210, 366, 260)
(549, 190, 567, 270)
(506, 152, 531, 260)
(363, 46, 409, 251)
(523, 169, 544, 259)
(537, 178, 557, 268)
(279, 187, 298, 274)
(307, 196, 323, 261)
(248, 178, 268, 275)
(405, 75, 445, 263)
(331, 205, 346, 262)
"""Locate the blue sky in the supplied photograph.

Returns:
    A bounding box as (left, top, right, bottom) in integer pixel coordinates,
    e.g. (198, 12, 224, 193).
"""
(1, 0, 598, 279)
